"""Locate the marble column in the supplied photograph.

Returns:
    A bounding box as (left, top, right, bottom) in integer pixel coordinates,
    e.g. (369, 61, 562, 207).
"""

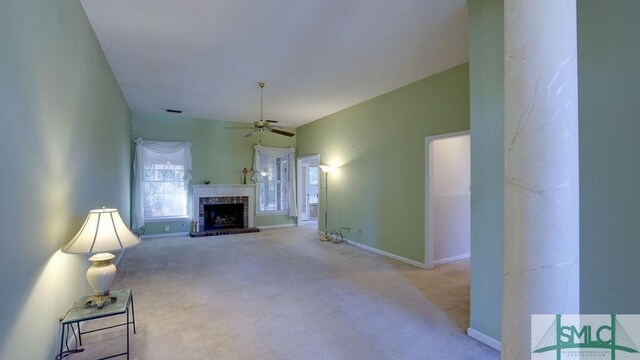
(502, 1, 579, 358)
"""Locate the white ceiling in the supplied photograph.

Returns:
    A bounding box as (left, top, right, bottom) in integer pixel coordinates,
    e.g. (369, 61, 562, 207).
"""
(80, 0, 468, 127)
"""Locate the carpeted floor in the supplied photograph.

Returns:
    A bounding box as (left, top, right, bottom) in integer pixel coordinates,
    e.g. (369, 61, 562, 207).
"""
(71, 224, 499, 359)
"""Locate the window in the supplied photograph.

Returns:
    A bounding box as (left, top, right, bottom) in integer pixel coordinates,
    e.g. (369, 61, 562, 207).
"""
(308, 166, 319, 205)
(133, 139, 192, 228)
(142, 148, 188, 219)
(251, 145, 296, 217)
(256, 153, 289, 213)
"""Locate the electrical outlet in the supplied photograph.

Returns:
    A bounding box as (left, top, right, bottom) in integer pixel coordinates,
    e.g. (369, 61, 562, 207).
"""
(164, 225, 170, 232)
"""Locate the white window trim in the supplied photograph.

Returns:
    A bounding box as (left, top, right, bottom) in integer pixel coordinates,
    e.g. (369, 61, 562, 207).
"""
(255, 210, 289, 216)
(144, 216, 191, 223)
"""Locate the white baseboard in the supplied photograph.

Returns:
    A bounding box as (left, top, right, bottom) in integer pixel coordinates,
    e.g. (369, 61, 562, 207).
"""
(140, 231, 190, 240)
(433, 253, 470, 266)
(345, 239, 427, 269)
(467, 327, 501, 351)
(314, 231, 427, 269)
(257, 223, 297, 230)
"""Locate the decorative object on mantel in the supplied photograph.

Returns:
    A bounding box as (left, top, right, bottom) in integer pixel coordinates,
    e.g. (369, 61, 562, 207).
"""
(61, 208, 140, 308)
(223, 82, 295, 138)
(319, 165, 336, 242)
(241, 167, 250, 184)
(191, 220, 198, 233)
(204, 180, 210, 184)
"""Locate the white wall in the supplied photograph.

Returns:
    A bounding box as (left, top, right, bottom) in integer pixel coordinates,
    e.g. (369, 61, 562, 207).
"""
(433, 135, 470, 263)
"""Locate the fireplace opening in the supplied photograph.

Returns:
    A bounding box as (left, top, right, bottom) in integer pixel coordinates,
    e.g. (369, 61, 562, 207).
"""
(203, 203, 245, 230)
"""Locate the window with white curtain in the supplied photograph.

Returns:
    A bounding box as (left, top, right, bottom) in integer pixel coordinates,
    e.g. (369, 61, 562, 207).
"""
(142, 148, 188, 219)
(133, 139, 192, 228)
(256, 153, 289, 213)
(251, 145, 296, 217)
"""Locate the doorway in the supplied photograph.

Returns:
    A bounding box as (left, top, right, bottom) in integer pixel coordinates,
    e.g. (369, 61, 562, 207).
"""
(425, 131, 471, 269)
(297, 155, 320, 228)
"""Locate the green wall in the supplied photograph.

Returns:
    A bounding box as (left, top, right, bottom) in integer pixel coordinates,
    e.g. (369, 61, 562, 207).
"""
(467, 0, 504, 343)
(0, 0, 131, 358)
(578, 0, 640, 313)
(467, 0, 640, 344)
(132, 111, 297, 234)
(296, 64, 470, 263)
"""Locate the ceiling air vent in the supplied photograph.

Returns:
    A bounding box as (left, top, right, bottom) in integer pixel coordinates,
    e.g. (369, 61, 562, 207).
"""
(165, 109, 183, 114)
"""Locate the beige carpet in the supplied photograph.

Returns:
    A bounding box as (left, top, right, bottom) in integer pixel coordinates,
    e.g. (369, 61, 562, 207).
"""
(71, 224, 499, 359)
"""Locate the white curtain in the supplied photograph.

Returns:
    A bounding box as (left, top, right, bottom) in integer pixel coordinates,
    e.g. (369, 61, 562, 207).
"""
(252, 145, 297, 217)
(133, 138, 192, 229)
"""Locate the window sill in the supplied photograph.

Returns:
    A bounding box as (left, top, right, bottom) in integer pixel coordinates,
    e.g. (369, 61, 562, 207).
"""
(144, 216, 190, 223)
(256, 211, 289, 217)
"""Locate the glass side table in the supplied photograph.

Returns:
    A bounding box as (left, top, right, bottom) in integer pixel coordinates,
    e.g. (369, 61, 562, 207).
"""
(59, 289, 136, 360)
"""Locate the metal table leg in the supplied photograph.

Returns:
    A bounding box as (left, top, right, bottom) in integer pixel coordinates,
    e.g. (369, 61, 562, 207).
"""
(130, 293, 136, 334)
(126, 305, 130, 360)
(77, 321, 83, 345)
(58, 324, 65, 360)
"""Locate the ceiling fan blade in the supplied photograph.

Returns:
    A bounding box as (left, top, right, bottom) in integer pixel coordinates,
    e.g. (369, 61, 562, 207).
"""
(225, 126, 255, 129)
(270, 129, 295, 137)
(245, 129, 260, 138)
(265, 119, 278, 123)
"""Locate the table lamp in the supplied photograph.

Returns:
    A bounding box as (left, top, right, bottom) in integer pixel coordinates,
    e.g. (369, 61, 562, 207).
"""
(62, 208, 140, 308)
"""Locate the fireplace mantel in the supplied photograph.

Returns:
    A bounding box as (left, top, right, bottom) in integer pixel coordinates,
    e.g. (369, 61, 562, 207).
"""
(191, 184, 255, 228)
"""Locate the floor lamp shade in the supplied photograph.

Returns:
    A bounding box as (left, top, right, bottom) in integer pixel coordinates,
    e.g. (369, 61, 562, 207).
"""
(318, 165, 335, 173)
(62, 208, 140, 307)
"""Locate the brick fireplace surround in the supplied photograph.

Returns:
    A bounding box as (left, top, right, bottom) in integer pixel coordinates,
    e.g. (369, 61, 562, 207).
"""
(190, 184, 258, 237)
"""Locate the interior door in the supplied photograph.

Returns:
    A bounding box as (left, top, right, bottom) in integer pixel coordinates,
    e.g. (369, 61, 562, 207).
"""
(297, 156, 320, 225)
(300, 164, 309, 221)
(307, 166, 319, 220)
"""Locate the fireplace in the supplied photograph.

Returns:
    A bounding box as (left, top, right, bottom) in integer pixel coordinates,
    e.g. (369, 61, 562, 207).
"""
(203, 203, 244, 230)
(198, 196, 249, 231)
(191, 184, 258, 237)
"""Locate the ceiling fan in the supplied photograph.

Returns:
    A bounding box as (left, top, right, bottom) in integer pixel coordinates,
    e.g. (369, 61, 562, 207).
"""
(225, 82, 295, 138)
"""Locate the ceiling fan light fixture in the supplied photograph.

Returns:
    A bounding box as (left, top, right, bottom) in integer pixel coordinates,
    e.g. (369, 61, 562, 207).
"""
(223, 81, 295, 138)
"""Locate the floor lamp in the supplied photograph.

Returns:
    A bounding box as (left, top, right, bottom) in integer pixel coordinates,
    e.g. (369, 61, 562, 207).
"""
(319, 165, 335, 240)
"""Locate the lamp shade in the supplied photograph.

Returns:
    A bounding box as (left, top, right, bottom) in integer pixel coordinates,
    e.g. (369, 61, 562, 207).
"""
(62, 208, 140, 254)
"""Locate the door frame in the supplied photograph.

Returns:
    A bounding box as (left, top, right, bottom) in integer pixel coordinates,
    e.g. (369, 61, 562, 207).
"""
(297, 154, 320, 228)
(425, 130, 470, 269)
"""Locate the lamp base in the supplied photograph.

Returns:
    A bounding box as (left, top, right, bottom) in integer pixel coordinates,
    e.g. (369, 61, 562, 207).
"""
(84, 291, 118, 308)
(319, 230, 331, 242)
(85, 252, 117, 309)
